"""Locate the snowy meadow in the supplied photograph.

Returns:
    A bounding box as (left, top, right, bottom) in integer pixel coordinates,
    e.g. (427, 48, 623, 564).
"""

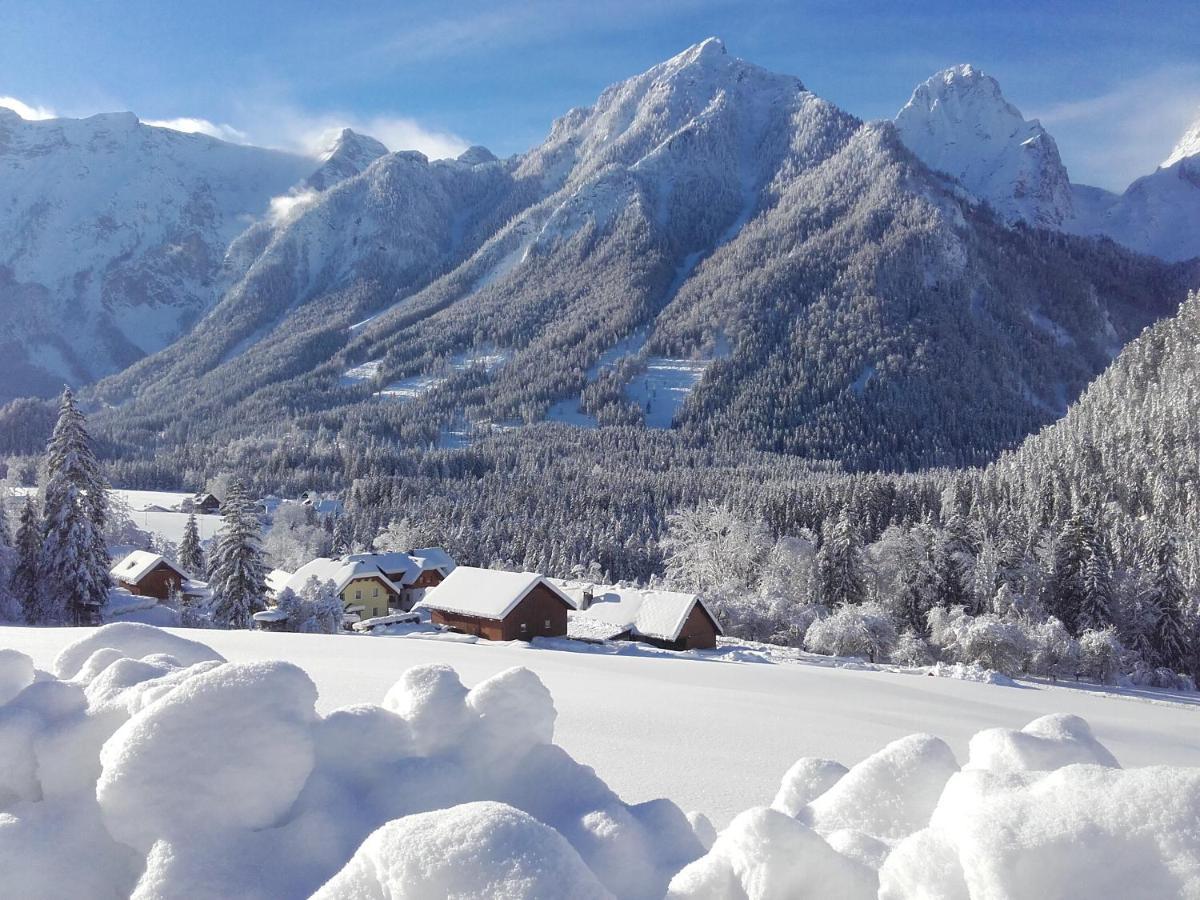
(2, 623, 1199, 898)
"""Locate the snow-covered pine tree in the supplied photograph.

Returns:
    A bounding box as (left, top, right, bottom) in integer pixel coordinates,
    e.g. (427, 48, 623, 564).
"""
(12, 497, 43, 623)
(1142, 526, 1191, 673)
(816, 508, 866, 608)
(1078, 524, 1115, 632)
(38, 388, 110, 626)
(178, 513, 205, 576)
(1048, 510, 1089, 633)
(208, 478, 267, 629)
(0, 499, 18, 622)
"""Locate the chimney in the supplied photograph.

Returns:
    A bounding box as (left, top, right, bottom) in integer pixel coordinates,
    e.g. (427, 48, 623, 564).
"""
(580, 586, 593, 611)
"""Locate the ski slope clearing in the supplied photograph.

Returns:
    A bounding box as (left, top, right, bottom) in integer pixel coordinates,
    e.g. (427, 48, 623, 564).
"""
(4, 626, 1197, 829)
(1, 624, 1199, 898)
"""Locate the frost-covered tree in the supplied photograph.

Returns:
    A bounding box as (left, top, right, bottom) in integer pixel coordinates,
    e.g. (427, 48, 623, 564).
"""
(1079, 627, 1124, 684)
(804, 601, 896, 662)
(208, 478, 267, 629)
(662, 501, 769, 594)
(0, 502, 18, 623)
(1141, 527, 1191, 673)
(38, 388, 110, 626)
(816, 508, 866, 609)
(178, 513, 206, 577)
(299, 577, 344, 634)
(12, 498, 43, 623)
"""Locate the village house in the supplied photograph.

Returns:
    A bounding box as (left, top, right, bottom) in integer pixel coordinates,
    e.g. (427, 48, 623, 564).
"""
(417, 567, 575, 640)
(557, 582, 723, 651)
(109, 550, 191, 601)
(283, 549, 456, 622)
(187, 492, 221, 514)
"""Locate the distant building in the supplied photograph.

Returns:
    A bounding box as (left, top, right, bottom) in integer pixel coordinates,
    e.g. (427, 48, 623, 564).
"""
(558, 582, 723, 651)
(284, 550, 456, 621)
(110, 551, 190, 601)
(189, 492, 221, 514)
(417, 567, 574, 640)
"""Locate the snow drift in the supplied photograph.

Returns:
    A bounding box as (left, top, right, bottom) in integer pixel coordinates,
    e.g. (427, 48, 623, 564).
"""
(1, 625, 1198, 899)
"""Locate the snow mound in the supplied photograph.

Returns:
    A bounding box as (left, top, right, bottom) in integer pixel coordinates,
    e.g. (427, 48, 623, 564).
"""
(667, 806, 877, 899)
(0, 649, 35, 705)
(965, 712, 1120, 772)
(880, 765, 1200, 898)
(54, 623, 224, 680)
(5, 624, 1200, 898)
(313, 801, 614, 900)
(771, 757, 848, 817)
(0, 626, 703, 898)
(807, 733, 959, 841)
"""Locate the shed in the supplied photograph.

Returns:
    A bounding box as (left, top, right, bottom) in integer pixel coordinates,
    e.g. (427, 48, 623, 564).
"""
(557, 581, 723, 651)
(110, 551, 189, 601)
(417, 567, 574, 641)
(192, 492, 221, 514)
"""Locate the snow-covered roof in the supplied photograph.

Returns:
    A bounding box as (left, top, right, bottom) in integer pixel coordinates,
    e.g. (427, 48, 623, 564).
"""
(555, 580, 722, 642)
(284, 552, 421, 595)
(253, 608, 289, 623)
(418, 567, 574, 620)
(566, 617, 630, 642)
(265, 568, 293, 596)
(110, 550, 186, 585)
(410, 547, 456, 575)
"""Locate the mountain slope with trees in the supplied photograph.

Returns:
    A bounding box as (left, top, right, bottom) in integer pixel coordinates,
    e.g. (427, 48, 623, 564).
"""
(83, 39, 1196, 474)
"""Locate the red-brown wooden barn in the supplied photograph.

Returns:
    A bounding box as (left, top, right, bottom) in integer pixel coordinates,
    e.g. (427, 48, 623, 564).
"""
(110, 550, 190, 601)
(418, 567, 574, 641)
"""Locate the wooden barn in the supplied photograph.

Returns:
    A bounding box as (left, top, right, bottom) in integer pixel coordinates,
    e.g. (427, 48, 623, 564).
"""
(418, 567, 574, 641)
(110, 550, 189, 601)
(561, 584, 723, 651)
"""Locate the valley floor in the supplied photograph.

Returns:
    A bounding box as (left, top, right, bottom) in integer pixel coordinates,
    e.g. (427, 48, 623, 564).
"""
(4, 624, 1197, 826)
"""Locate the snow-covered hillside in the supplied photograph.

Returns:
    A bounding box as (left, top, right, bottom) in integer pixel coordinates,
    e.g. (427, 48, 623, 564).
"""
(89, 38, 1185, 474)
(894, 64, 1074, 227)
(1, 624, 1198, 897)
(0, 108, 313, 399)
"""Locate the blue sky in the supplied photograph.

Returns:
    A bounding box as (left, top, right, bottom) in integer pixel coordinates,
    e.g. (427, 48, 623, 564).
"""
(1, 0, 1198, 189)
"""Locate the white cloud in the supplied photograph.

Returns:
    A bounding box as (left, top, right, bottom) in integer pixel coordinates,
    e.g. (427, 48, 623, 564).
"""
(267, 188, 321, 226)
(0, 95, 56, 120)
(1032, 66, 1200, 190)
(250, 107, 470, 161)
(143, 116, 249, 144)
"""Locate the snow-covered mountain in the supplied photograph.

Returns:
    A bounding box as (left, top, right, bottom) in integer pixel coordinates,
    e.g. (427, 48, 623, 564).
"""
(0, 108, 314, 400)
(305, 128, 389, 191)
(894, 64, 1074, 228)
(89, 39, 1192, 473)
(893, 67, 1200, 262)
(1064, 118, 1200, 262)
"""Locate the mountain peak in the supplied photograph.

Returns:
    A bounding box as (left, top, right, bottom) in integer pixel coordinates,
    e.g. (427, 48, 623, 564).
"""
(895, 64, 1073, 227)
(1162, 114, 1200, 168)
(306, 128, 389, 191)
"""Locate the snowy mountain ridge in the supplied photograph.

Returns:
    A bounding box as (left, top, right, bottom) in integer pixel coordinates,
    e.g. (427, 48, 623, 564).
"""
(85, 39, 1191, 474)
(894, 64, 1074, 228)
(1163, 114, 1200, 168)
(0, 107, 315, 399)
(893, 65, 1200, 261)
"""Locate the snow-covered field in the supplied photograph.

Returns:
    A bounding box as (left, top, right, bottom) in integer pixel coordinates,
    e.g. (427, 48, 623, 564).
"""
(4, 625, 1197, 828)
(3, 623, 1200, 897)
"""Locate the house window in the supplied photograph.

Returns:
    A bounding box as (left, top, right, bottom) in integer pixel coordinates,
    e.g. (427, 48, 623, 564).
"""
(355, 589, 362, 600)
(544, 619, 551, 629)
(520, 623, 528, 634)
(372, 586, 379, 597)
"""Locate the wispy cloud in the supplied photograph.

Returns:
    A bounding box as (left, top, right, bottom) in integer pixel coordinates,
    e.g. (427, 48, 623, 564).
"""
(143, 116, 249, 143)
(273, 111, 470, 160)
(1032, 65, 1200, 190)
(0, 95, 56, 120)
